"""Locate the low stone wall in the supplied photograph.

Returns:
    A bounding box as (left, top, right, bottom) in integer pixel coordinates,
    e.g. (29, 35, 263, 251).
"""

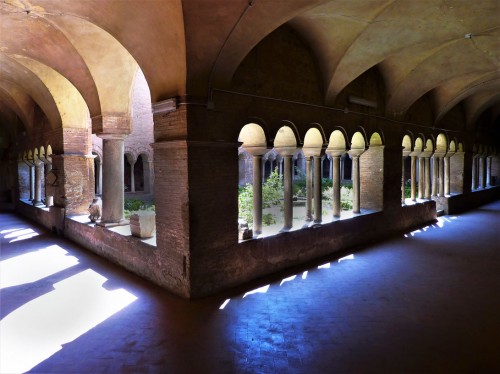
(64, 218, 189, 297)
(191, 201, 438, 297)
(447, 186, 500, 214)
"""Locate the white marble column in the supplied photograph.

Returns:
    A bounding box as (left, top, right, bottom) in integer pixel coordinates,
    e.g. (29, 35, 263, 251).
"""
(418, 157, 425, 199)
(99, 134, 127, 226)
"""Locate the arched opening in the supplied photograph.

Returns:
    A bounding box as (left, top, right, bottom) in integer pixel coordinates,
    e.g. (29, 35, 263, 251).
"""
(93, 152, 102, 195)
(124, 154, 133, 193)
(402, 134, 413, 203)
(238, 123, 267, 237)
(135, 154, 145, 192)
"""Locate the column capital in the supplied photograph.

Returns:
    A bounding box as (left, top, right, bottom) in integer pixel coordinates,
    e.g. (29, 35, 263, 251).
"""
(97, 133, 128, 141)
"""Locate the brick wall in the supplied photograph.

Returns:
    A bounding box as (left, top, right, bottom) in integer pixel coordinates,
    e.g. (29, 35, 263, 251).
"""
(360, 145, 384, 211)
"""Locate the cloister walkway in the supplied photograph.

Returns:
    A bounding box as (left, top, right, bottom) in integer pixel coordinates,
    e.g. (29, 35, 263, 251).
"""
(1, 201, 500, 373)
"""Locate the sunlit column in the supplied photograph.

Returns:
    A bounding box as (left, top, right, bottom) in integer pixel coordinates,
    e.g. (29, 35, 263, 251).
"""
(282, 155, 293, 231)
(352, 155, 361, 213)
(424, 157, 431, 199)
(332, 155, 341, 217)
(45, 162, 54, 207)
(418, 157, 424, 199)
(411, 156, 417, 201)
(99, 135, 127, 225)
(472, 156, 477, 190)
(444, 157, 450, 195)
(29, 164, 35, 201)
(253, 155, 263, 235)
(305, 156, 313, 221)
(33, 160, 44, 206)
(432, 157, 438, 197)
(486, 157, 492, 187)
(438, 157, 444, 196)
(313, 155, 322, 223)
(477, 157, 484, 188)
(401, 156, 406, 204)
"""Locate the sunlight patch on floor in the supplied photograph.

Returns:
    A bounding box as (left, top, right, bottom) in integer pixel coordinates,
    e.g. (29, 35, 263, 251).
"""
(0, 269, 137, 373)
(0, 245, 79, 289)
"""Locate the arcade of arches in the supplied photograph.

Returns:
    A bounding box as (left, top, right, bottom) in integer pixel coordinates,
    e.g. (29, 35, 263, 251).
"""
(0, 0, 499, 298)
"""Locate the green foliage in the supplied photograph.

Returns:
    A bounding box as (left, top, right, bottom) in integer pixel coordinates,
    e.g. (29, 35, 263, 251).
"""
(263, 213, 276, 225)
(124, 198, 155, 219)
(322, 185, 353, 211)
(238, 184, 254, 225)
(238, 169, 284, 227)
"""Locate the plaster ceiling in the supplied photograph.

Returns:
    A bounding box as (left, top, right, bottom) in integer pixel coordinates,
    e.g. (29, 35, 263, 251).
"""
(0, 0, 498, 139)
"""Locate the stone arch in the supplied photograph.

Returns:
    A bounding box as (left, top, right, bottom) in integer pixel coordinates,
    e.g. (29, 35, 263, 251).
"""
(369, 132, 384, 147)
(239, 123, 268, 155)
(402, 134, 413, 152)
(274, 125, 297, 155)
(327, 129, 348, 153)
(303, 127, 324, 157)
(351, 131, 366, 151)
(436, 133, 448, 154)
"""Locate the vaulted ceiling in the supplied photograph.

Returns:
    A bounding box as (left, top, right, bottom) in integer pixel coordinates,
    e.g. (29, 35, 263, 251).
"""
(0, 0, 498, 141)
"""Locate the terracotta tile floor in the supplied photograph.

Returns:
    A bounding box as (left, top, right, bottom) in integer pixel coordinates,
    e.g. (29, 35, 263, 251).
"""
(1, 201, 500, 373)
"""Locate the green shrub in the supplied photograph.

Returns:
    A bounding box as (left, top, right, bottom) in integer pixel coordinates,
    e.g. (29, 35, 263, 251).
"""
(322, 185, 353, 210)
(124, 198, 155, 219)
(263, 213, 276, 225)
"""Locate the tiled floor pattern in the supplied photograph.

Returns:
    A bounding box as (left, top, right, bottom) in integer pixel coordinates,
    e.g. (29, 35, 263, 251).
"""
(1, 201, 500, 373)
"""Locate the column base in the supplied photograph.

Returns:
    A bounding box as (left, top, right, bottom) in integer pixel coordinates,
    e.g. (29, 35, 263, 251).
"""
(97, 219, 130, 228)
(32, 201, 44, 207)
(279, 226, 292, 233)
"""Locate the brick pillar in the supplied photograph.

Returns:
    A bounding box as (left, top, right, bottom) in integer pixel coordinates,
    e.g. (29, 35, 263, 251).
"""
(450, 151, 465, 194)
(313, 155, 322, 223)
(51, 154, 94, 215)
(98, 135, 127, 225)
(359, 145, 383, 211)
(305, 156, 313, 221)
(411, 156, 417, 201)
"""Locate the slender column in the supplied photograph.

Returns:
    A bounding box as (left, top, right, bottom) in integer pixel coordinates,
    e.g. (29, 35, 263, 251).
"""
(99, 135, 127, 225)
(472, 156, 477, 190)
(352, 155, 360, 214)
(33, 161, 43, 206)
(29, 165, 35, 201)
(332, 155, 341, 217)
(411, 156, 417, 201)
(478, 157, 484, 188)
(130, 161, 136, 193)
(142, 160, 152, 194)
(438, 157, 445, 196)
(328, 157, 332, 179)
(253, 155, 263, 235)
(98, 160, 103, 194)
(432, 157, 438, 197)
(418, 157, 424, 199)
(45, 162, 54, 207)
(282, 155, 293, 231)
(424, 157, 431, 199)
(479, 157, 486, 189)
(313, 155, 322, 223)
(305, 156, 313, 221)
(401, 156, 406, 204)
(486, 157, 492, 187)
(444, 157, 450, 195)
